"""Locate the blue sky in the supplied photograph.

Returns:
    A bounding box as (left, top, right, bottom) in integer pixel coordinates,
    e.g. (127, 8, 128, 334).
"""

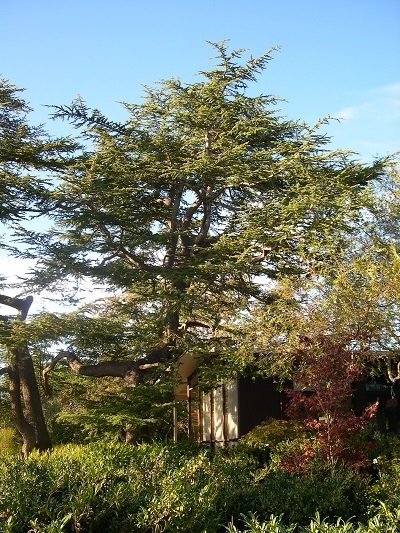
(1, 0, 399, 161)
(0, 0, 399, 310)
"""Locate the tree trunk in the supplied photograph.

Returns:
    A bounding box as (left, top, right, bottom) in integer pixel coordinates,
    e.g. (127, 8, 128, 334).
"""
(14, 344, 52, 451)
(8, 367, 37, 456)
(0, 294, 52, 455)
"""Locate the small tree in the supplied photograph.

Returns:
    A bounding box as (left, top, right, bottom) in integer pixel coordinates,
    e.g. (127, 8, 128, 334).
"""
(285, 335, 377, 472)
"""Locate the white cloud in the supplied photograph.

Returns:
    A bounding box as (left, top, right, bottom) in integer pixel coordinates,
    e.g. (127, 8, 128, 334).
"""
(335, 82, 400, 123)
(370, 82, 400, 96)
(335, 106, 358, 120)
(326, 81, 400, 161)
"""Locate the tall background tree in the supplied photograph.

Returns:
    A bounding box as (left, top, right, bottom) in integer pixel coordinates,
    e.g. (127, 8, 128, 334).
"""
(13, 44, 387, 435)
(0, 79, 76, 454)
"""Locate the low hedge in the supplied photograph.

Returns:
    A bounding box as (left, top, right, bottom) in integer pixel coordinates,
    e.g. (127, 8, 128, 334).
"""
(0, 439, 397, 532)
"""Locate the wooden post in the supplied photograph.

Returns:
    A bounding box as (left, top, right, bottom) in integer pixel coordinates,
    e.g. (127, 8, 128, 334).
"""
(173, 406, 178, 443)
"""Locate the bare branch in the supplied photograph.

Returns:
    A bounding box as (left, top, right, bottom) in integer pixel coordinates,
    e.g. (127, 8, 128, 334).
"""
(42, 345, 173, 395)
(182, 320, 212, 330)
(387, 357, 400, 383)
(117, 245, 155, 272)
(43, 350, 138, 395)
(0, 294, 33, 320)
(252, 247, 272, 264)
(182, 193, 203, 232)
(136, 344, 172, 365)
(194, 200, 212, 246)
(387, 357, 395, 382)
(164, 185, 183, 267)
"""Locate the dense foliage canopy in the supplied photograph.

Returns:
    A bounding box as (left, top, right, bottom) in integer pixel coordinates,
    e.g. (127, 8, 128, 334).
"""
(0, 43, 397, 450)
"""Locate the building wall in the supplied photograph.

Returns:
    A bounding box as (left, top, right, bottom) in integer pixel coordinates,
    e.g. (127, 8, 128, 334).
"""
(188, 370, 389, 445)
(238, 376, 284, 436)
(201, 380, 239, 443)
(225, 380, 239, 440)
(190, 375, 284, 444)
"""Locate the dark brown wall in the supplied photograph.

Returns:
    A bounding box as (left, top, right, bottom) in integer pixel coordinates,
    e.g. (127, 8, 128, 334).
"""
(238, 377, 284, 436)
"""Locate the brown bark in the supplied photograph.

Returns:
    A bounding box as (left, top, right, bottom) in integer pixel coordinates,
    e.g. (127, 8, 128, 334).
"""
(387, 357, 400, 383)
(43, 345, 172, 395)
(14, 343, 52, 451)
(7, 366, 37, 456)
(0, 294, 52, 454)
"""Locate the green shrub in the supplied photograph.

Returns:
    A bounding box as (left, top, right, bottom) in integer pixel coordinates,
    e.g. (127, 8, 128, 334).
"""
(238, 418, 312, 470)
(222, 465, 370, 528)
(367, 455, 400, 522)
(240, 419, 304, 450)
(225, 512, 297, 532)
(0, 440, 255, 532)
(0, 439, 392, 532)
(226, 509, 400, 532)
(0, 427, 19, 455)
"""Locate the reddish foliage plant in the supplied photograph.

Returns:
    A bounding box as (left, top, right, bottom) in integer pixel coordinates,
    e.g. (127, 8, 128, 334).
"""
(284, 336, 377, 472)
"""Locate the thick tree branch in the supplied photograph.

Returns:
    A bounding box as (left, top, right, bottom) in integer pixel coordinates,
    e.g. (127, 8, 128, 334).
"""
(0, 294, 33, 320)
(84, 225, 151, 271)
(180, 187, 226, 255)
(387, 357, 400, 383)
(182, 196, 203, 232)
(194, 200, 212, 246)
(7, 366, 37, 456)
(164, 184, 183, 267)
(43, 345, 173, 396)
(117, 245, 155, 272)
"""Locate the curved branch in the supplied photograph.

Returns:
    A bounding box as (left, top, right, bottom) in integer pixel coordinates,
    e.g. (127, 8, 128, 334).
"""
(0, 295, 33, 320)
(42, 346, 172, 396)
(387, 357, 400, 383)
(83, 203, 156, 273)
(182, 196, 203, 232)
(117, 245, 156, 272)
(252, 247, 272, 264)
(182, 320, 212, 330)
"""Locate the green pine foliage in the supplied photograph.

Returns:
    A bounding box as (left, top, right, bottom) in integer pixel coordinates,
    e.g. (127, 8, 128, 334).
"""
(1, 43, 396, 452)
(45, 376, 177, 443)
(0, 78, 77, 223)
(15, 43, 388, 396)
